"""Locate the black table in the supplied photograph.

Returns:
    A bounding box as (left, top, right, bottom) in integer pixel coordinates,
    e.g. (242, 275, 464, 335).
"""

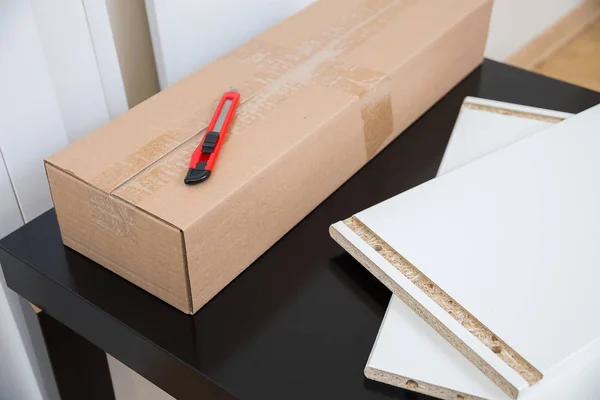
(2, 60, 599, 400)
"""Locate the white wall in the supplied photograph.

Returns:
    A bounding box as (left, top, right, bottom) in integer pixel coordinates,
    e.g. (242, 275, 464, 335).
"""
(144, 0, 590, 90)
(0, 152, 50, 400)
(485, 0, 587, 60)
(30, 0, 113, 143)
(0, 1, 69, 398)
(145, 0, 316, 89)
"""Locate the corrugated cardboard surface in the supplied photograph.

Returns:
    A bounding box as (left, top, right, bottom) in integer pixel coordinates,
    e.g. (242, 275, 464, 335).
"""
(46, 0, 492, 313)
(46, 166, 190, 311)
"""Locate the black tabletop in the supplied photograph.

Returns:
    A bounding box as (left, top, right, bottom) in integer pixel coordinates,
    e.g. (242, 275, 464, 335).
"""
(2, 60, 599, 400)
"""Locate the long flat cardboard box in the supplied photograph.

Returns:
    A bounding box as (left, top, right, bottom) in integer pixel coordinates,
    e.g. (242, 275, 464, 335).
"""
(331, 103, 600, 398)
(46, 0, 492, 314)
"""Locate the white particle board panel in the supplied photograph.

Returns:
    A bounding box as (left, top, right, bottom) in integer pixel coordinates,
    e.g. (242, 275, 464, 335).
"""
(363, 98, 600, 400)
(439, 97, 572, 174)
(367, 295, 510, 400)
(370, 296, 600, 400)
(365, 99, 600, 400)
(332, 221, 527, 398)
(334, 102, 600, 397)
(145, 0, 316, 89)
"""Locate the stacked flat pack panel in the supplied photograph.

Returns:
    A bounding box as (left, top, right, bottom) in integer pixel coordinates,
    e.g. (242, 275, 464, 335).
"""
(331, 98, 600, 399)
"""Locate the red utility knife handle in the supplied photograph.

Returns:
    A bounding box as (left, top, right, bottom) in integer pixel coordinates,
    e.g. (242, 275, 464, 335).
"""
(185, 90, 240, 184)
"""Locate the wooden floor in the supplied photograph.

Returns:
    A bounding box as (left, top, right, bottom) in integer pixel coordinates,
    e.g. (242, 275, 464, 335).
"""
(534, 19, 600, 93)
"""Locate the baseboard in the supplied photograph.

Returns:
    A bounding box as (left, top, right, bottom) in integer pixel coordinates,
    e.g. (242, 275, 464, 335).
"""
(507, 0, 600, 69)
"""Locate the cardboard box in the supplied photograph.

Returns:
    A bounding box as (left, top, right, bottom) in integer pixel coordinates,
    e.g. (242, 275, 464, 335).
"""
(45, 0, 492, 314)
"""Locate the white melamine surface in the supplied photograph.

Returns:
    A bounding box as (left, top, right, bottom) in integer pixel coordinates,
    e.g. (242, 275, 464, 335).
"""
(369, 294, 510, 399)
(334, 220, 528, 394)
(357, 103, 600, 380)
(439, 97, 572, 174)
(339, 98, 574, 398)
(365, 99, 600, 399)
(371, 296, 600, 400)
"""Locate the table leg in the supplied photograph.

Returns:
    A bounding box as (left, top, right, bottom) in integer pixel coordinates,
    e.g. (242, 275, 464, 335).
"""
(37, 311, 116, 400)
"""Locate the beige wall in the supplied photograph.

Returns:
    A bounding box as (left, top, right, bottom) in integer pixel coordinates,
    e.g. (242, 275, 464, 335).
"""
(485, 0, 588, 60)
(106, 0, 159, 108)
